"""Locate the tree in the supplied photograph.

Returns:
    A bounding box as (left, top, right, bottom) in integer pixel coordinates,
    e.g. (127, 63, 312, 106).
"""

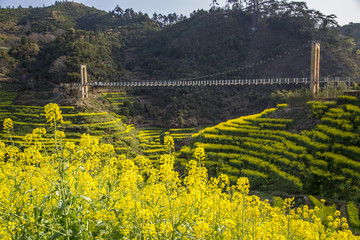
(227, 0, 243, 10)
(10, 37, 40, 61)
(114, 5, 124, 17)
(49, 56, 67, 75)
(210, 0, 219, 12)
(320, 14, 338, 29)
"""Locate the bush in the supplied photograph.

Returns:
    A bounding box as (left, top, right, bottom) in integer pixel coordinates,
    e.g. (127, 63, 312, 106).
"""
(272, 196, 284, 208)
(271, 89, 314, 107)
(347, 201, 360, 231)
(307, 101, 331, 118)
(338, 95, 358, 105)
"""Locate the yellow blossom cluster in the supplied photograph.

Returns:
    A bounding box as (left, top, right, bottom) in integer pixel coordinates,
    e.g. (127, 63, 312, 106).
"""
(44, 103, 63, 126)
(3, 118, 13, 131)
(164, 135, 175, 154)
(0, 104, 358, 239)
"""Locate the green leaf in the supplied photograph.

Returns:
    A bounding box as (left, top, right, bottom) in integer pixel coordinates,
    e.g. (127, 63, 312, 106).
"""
(80, 195, 92, 202)
(50, 232, 63, 240)
(24, 188, 36, 194)
(33, 206, 39, 219)
(58, 200, 65, 213)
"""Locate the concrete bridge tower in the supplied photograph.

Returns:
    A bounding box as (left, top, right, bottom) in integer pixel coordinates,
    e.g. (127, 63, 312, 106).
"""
(310, 41, 320, 95)
(80, 64, 88, 99)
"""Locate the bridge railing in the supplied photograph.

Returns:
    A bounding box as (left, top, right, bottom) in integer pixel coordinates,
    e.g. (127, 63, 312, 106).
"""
(63, 76, 360, 88)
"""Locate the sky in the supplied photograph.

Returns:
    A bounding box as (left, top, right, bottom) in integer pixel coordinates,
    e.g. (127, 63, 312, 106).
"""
(0, 0, 359, 26)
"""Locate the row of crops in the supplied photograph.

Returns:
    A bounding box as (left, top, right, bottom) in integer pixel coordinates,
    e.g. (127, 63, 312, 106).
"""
(1, 91, 359, 193)
(0, 91, 200, 158)
(102, 91, 201, 160)
(101, 91, 134, 115)
(0, 90, 200, 159)
(177, 95, 360, 229)
(0, 90, 139, 155)
(137, 127, 198, 162)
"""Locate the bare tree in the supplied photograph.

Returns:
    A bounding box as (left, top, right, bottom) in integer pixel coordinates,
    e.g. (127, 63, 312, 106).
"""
(49, 56, 67, 74)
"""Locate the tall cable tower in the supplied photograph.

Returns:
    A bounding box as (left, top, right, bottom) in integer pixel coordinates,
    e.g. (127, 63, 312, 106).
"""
(80, 64, 88, 99)
(310, 41, 320, 95)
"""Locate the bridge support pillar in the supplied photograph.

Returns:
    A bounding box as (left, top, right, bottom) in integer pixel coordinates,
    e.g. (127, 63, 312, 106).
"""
(80, 64, 88, 99)
(310, 41, 320, 95)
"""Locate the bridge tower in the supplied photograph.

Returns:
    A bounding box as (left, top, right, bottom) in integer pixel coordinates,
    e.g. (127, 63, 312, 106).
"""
(80, 64, 88, 99)
(310, 41, 320, 95)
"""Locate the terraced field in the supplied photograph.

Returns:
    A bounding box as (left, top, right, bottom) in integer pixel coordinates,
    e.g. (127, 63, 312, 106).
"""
(178, 96, 360, 198)
(0, 90, 201, 159)
(101, 91, 135, 115)
(2, 89, 360, 232)
(176, 95, 360, 230)
(138, 127, 198, 163)
(0, 91, 138, 155)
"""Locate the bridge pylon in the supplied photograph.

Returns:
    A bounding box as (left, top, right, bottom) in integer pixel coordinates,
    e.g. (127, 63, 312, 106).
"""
(80, 64, 88, 99)
(310, 41, 320, 95)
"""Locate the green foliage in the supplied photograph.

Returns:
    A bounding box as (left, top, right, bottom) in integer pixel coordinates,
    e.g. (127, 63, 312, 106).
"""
(319, 152, 360, 171)
(271, 89, 314, 107)
(347, 201, 360, 231)
(272, 196, 284, 208)
(337, 95, 359, 105)
(307, 101, 334, 118)
(0, 2, 158, 88)
(318, 82, 347, 98)
(332, 144, 360, 161)
(316, 124, 359, 144)
(179, 98, 360, 202)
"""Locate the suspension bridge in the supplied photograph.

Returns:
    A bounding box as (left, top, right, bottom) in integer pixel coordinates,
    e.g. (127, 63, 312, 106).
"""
(69, 77, 360, 88)
(65, 41, 360, 99)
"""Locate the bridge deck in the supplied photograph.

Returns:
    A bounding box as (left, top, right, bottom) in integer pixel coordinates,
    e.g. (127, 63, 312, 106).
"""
(64, 77, 360, 88)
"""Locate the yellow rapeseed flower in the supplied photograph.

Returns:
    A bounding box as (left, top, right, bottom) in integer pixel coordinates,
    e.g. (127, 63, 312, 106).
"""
(3, 118, 13, 131)
(164, 135, 175, 153)
(44, 103, 63, 126)
(0, 108, 359, 240)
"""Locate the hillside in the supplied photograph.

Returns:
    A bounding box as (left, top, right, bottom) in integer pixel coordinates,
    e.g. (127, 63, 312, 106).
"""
(132, 3, 360, 80)
(1, 92, 360, 237)
(342, 23, 360, 44)
(0, 2, 359, 126)
(1, 1, 360, 88)
(0, 90, 143, 157)
(0, 115, 358, 238)
(176, 95, 360, 230)
(0, 2, 158, 90)
(178, 96, 360, 199)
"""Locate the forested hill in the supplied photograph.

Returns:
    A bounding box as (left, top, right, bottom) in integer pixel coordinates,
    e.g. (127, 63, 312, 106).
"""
(134, 4, 360, 80)
(0, 1, 159, 89)
(0, 1, 360, 90)
(341, 23, 360, 46)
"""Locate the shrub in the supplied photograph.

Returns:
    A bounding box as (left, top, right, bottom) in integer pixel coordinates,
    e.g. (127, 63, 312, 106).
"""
(347, 201, 360, 231)
(307, 101, 331, 118)
(338, 95, 358, 105)
(272, 196, 284, 208)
